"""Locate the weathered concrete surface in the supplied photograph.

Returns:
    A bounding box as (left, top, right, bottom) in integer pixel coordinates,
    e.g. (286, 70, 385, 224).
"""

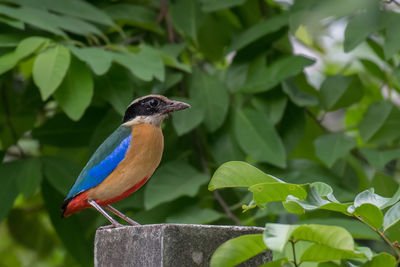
(95, 224, 272, 267)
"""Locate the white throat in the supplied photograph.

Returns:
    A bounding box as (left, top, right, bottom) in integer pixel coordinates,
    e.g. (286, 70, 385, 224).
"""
(122, 114, 168, 127)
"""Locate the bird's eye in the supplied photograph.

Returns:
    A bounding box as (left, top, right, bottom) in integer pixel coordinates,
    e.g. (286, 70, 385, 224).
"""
(148, 98, 159, 107)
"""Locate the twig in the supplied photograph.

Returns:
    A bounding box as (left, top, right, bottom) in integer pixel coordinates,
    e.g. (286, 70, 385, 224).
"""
(193, 131, 243, 225)
(355, 215, 400, 262)
(290, 239, 299, 267)
(157, 0, 175, 43)
(304, 108, 328, 132)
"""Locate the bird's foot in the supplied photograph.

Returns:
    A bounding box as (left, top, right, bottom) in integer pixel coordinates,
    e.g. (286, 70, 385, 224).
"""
(98, 222, 124, 230)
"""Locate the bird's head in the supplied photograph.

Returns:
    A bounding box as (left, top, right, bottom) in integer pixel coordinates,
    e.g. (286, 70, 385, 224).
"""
(122, 95, 190, 127)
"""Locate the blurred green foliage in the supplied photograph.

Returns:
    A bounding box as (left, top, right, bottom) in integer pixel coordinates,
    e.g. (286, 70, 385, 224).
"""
(0, 0, 399, 266)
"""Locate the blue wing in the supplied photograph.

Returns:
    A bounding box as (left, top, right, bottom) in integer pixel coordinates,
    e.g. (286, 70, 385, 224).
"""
(65, 126, 132, 200)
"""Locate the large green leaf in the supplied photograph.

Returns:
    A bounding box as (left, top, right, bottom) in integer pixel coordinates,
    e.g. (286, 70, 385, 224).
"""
(41, 179, 92, 266)
(144, 161, 208, 209)
(353, 187, 400, 210)
(292, 224, 354, 250)
(300, 244, 365, 262)
(210, 234, 267, 267)
(189, 70, 229, 132)
(0, 162, 20, 222)
(53, 57, 93, 121)
(15, 158, 42, 198)
(241, 56, 314, 93)
(383, 202, 400, 231)
(33, 44, 71, 100)
(383, 14, 400, 60)
(200, 0, 245, 12)
(169, 0, 204, 42)
(251, 94, 287, 125)
(234, 108, 286, 167)
(361, 252, 397, 267)
(41, 157, 80, 195)
(9, 0, 114, 26)
(354, 203, 383, 229)
(314, 133, 357, 167)
(69, 46, 112, 76)
(249, 183, 307, 204)
(0, 36, 49, 74)
(171, 97, 204, 136)
(359, 148, 400, 170)
(282, 78, 319, 107)
(209, 161, 282, 190)
(227, 14, 288, 52)
(263, 223, 297, 252)
(319, 75, 363, 110)
(344, 8, 381, 52)
(96, 65, 134, 115)
(359, 101, 400, 144)
(112, 45, 164, 82)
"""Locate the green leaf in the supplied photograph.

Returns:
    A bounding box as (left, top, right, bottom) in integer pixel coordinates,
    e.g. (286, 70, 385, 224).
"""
(360, 59, 385, 81)
(0, 5, 65, 36)
(282, 78, 319, 107)
(383, 14, 400, 60)
(263, 223, 297, 252)
(228, 14, 287, 52)
(300, 244, 365, 262)
(355, 203, 383, 229)
(344, 8, 380, 52)
(42, 157, 80, 195)
(33, 44, 71, 100)
(210, 234, 267, 267)
(383, 202, 400, 231)
(241, 56, 314, 93)
(361, 252, 397, 267)
(251, 95, 287, 125)
(53, 57, 93, 121)
(234, 108, 286, 167)
(15, 158, 42, 198)
(314, 133, 357, 167)
(0, 36, 48, 74)
(172, 97, 204, 136)
(209, 161, 282, 190)
(359, 100, 400, 144)
(41, 179, 92, 266)
(353, 188, 400, 210)
(96, 65, 134, 115)
(292, 224, 354, 250)
(169, 0, 204, 42)
(166, 206, 223, 224)
(359, 148, 400, 170)
(69, 46, 112, 76)
(258, 258, 289, 267)
(249, 183, 307, 205)
(319, 75, 363, 110)
(189, 70, 229, 132)
(200, 0, 245, 12)
(10, 0, 114, 26)
(0, 162, 20, 222)
(144, 161, 208, 209)
(113, 45, 164, 82)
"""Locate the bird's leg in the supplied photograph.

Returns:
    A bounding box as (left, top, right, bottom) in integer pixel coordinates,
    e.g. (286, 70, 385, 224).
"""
(105, 205, 140, 226)
(88, 200, 123, 228)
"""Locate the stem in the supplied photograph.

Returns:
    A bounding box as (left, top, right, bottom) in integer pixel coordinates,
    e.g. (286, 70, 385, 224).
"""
(354, 216, 400, 261)
(290, 240, 299, 267)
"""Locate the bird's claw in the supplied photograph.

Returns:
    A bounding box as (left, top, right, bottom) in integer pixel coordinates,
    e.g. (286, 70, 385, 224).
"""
(98, 223, 124, 230)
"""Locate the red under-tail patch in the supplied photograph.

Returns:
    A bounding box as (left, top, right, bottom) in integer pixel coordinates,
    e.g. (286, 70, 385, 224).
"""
(62, 176, 149, 218)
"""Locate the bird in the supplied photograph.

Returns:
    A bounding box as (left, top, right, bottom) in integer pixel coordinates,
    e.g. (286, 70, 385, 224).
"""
(60, 94, 190, 228)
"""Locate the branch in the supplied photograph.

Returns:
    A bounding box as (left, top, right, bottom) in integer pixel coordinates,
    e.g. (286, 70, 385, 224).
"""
(157, 0, 175, 43)
(355, 215, 400, 261)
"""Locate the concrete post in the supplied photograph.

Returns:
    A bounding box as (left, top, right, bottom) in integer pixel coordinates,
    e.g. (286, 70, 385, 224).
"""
(95, 224, 272, 267)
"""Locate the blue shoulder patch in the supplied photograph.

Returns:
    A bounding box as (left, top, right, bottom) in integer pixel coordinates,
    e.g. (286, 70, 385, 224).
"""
(66, 126, 131, 199)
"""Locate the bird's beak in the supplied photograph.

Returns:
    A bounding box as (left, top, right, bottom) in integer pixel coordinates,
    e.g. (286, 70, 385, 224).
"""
(164, 100, 191, 113)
